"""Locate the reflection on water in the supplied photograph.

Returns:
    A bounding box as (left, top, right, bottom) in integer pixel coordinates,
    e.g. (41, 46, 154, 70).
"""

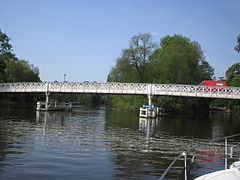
(139, 117, 160, 137)
(0, 107, 240, 179)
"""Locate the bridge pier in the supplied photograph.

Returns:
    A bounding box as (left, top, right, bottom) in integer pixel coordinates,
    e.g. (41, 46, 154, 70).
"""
(139, 94, 156, 118)
(44, 82, 50, 111)
(148, 94, 153, 105)
(139, 94, 164, 118)
(45, 92, 50, 111)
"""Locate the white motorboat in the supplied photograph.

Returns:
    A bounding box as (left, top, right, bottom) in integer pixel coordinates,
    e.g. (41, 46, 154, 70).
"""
(159, 133, 240, 180)
(195, 161, 240, 180)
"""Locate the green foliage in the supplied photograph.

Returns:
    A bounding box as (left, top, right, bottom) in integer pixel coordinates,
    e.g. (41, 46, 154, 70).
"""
(4, 59, 40, 82)
(156, 97, 185, 113)
(234, 34, 240, 53)
(0, 30, 12, 54)
(232, 105, 240, 114)
(0, 30, 41, 103)
(49, 93, 106, 106)
(0, 30, 40, 83)
(0, 60, 5, 82)
(107, 57, 139, 82)
(107, 33, 158, 110)
(197, 61, 215, 82)
(108, 33, 215, 112)
(226, 62, 240, 86)
(120, 33, 157, 83)
(150, 35, 213, 84)
(211, 35, 240, 113)
(156, 96, 210, 113)
(109, 95, 146, 111)
(229, 74, 240, 87)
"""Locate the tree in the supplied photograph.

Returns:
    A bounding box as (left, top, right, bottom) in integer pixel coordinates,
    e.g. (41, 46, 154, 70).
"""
(234, 34, 240, 53)
(0, 30, 14, 82)
(150, 34, 213, 84)
(122, 33, 157, 82)
(212, 36, 240, 114)
(0, 30, 41, 103)
(150, 35, 215, 113)
(230, 74, 240, 87)
(0, 30, 18, 82)
(107, 33, 156, 110)
(108, 33, 214, 112)
(0, 30, 12, 54)
(107, 57, 138, 83)
(108, 33, 157, 83)
(197, 60, 215, 82)
(5, 59, 40, 82)
(226, 62, 240, 86)
(0, 30, 40, 83)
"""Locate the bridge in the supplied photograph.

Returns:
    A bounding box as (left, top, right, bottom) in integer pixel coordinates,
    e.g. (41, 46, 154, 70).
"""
(0, 82, 240, 105)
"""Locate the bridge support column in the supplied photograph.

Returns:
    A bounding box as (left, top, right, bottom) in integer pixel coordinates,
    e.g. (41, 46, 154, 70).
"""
(45, 92, 50, 111)
(148, 94, 153, 105)
(139, 94, 156, 118)
(44, 82, 50, 111)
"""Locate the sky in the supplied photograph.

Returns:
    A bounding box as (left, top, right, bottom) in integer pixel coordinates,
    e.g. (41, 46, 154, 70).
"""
(0, 0, 239, 82)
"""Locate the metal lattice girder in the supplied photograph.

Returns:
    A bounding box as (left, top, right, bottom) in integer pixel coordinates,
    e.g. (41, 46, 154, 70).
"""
(0, 82, 240, 99)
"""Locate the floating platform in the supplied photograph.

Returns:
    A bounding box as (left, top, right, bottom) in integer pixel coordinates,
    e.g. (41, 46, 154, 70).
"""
(139, 105, 163, 118)
(36, 101, 72, 111)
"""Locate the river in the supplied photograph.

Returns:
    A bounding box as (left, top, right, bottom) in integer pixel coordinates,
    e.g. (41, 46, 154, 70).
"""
(0, 106, 240, 179)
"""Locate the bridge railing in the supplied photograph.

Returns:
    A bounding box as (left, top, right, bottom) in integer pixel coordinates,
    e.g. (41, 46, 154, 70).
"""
(153, 84, 240, 99)
(46, 82, 148, 94)
(0, 82, 46, 92)
(0, 82, 240, 99)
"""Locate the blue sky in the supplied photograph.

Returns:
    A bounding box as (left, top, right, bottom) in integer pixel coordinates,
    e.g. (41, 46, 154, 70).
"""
(1, 0, 239, 82)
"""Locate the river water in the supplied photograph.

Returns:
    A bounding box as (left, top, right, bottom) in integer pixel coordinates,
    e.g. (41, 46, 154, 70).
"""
(0, 106, 240, 180)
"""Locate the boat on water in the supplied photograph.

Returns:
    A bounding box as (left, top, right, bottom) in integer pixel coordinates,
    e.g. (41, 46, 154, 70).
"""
(159, 133, 240, 180)
(195, 161, 240, 179)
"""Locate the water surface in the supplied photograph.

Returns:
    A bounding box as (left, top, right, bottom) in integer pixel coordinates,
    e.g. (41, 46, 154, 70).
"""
(0, 106, 240, 179)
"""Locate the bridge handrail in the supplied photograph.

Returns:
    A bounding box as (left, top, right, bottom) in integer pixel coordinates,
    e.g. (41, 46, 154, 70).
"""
(0, 82, 240, 99)
(159, 133, 240, 180)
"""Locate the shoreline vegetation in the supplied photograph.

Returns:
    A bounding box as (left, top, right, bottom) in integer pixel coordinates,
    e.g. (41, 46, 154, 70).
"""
(0, 30, 240, 114)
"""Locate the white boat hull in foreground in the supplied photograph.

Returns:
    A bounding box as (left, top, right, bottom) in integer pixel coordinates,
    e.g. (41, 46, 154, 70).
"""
(195, 161, 240, 180)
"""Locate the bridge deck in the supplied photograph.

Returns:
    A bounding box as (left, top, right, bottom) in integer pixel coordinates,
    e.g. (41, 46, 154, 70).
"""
(0, 82, 240, 99)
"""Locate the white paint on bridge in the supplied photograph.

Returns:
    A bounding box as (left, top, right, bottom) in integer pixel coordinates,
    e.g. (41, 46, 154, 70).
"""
(0, 81, 240, 99)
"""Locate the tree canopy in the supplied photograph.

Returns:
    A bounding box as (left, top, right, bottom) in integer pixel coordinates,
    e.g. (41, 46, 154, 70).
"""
(0, 30, 40, 83)
(109, 34, 214, 85)
(109, 33, 157, 83)
(150, 35, 214, 84)
(226, 62, 240, 87)
(234, 34, 240, 53)
(0, 30, 12, 54)
(108, 33, 215, 112)
(227, 35, 240, 87)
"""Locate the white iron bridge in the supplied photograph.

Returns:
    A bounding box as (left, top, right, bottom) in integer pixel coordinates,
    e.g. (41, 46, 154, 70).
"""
(0, 81, 240, 100)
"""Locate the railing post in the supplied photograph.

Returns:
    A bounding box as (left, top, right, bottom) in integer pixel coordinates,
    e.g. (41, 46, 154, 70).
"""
(230, 146, 233, 158)
(182, 151, 187, 180)
(225, 138, 228, 170)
